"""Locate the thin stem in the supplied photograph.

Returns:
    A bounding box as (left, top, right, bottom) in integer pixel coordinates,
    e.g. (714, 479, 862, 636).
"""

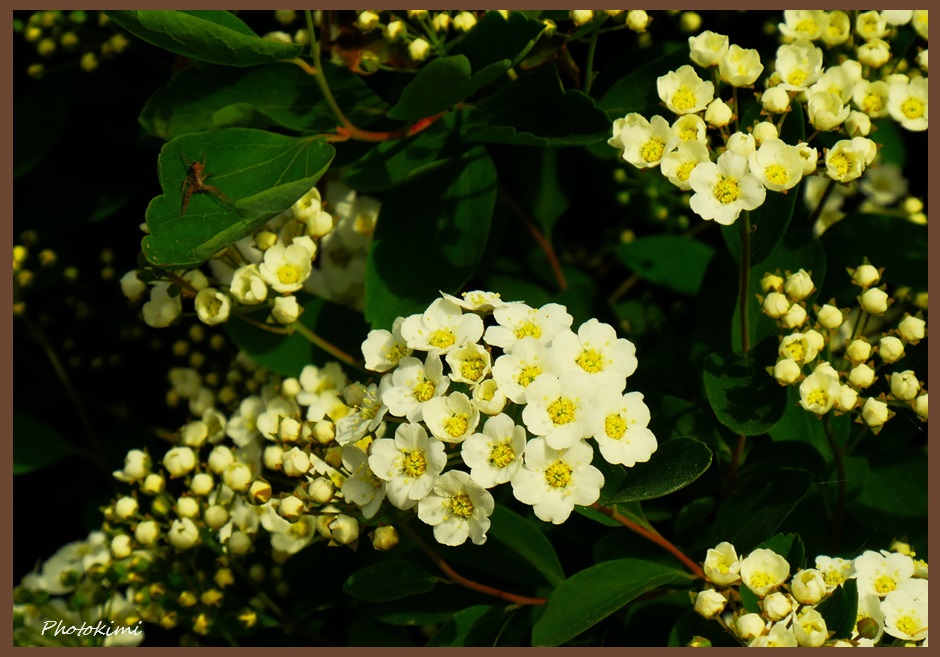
(739, 210, 752, 353)
(583, 18, 600, 94)
(305, 10, 353, 132)
(498, 186, 568, 291)
(590, 504, 706, 580)
(823, 414, 846, 551)
(233, 313, 293, 335)
(291, 321, 369, 374)
(724, 434, 747, 500)
(402, 524, 547, 606)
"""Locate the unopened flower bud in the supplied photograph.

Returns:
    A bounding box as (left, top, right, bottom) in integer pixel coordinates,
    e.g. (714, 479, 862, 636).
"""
(208, 445, 234, 474)
(861, 397, 891, 429)
(762, 86, 790, 113)
(141, 473, 165, 495)
(453, 11, 476, 32)
(114, 496, 138, 520)
(385, 20, 405, 42)
(272, 295, 300, 324)
(313, 419, 335, 445)
(307, 476, 335, 504)
(761, 591, 793, 621)
(408, 37, 430, 61)
(835, 385, 859, 412)
(849, 363, 876, 389)
(371, 525, 400, 551)
(784, 269, 814, 301)
(761, 272, 784, 293)
(570, 10, 594, 26)
(852, 263, 881, 288)
(705, 98, 733, 127)
(878, 336, 905, 363)
(432, 12, 451, 32)
(762, 292, 791, 318)
(278, 495, 305, 521)
(249, 478, 272, 504)
(356, 10, 379, 32)
(736, 613, 766, 641)
(168, 518, 200, 549)
(816, 304, 843, 330)
(774, 358, 801, 385)
(204, 505, 229, 530)
(890, 371, 920, 400)
(791, 569, 827, 605)
(752, 121, 778, 145)
(190, 473, 214, 496)
(176, 496, 200, 518)
(278, 417, 303, 443)
(215, 568, 235, 589)
(282, 447, 311, 476)
(914, 393, 928, 421)
(898, 315, 926, 342)
(227, 531, 252, 556)
(263, 445, 284, 471)
(693, 589, 727, 619)
(164, 446, 197, 478)
(111, 534, 133, 560)
(859, 288, 889, 315)
(135, 520, 160, 546)
(781, 303, 807, 329)
(626, 10, 651, 32)
(846, 339, 872, 363)
(281, 377, 302, 398)
(223, 463, 253, 492)
(845, 110, 871, 137)
(329, 514, 360, 545)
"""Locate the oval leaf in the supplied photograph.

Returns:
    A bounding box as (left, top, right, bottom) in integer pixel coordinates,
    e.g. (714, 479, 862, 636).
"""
(604, 437, 713, 504)
(142, 128, 334, 267)
(425, 605, 506, 647)
(616, 236, 716, 295)
(343, 560, 438, 603)
(14, 412, 77, 475)
(387, 56, 509, 121)
(703, 337, 787, 436)
(488, 506, 566, 586)
(105, 10, 301, 67)
(815, 579, 859, 640)
(598, 46, 689, 118)
(532, 559, 689, 646)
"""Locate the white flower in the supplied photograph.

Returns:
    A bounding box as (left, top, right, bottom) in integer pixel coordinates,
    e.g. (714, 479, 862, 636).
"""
(718, 45, 763, 87)
(750, 622, 797, 647)
(748, 138, 804, 192)
(259, 242, 313, 294)
(445, 342, 491, 385)
(483, 302, 573, 352)
(610, 113, 676, 169)
(460, 413, 526, 488)
(439, 289, 506, 313)
(688, 31, 729, 67)
(422, 392, 480, 443)
(808, 91, 851, 131)
(660, 140, 710, 191)
(912, 10, 928, 40)
(408, 37, 430, 61)
(740, 548, 790, 597)
(762, 591, 794, 621)
(703, 541, 741, 586)
(856, 10, 888, 41)
(335, 383, 387, 445)
(368, 422, 447, 510)
(362, 316, 412, 372)
(855, 550, 915, 598)
(792, 608, 828, 647)
(890, 370, 920, 401)
(799, 366, 840, 414)
(194, 287, 231, 326)
(882, 589, 929, 642)
(417, 470, 494, 546)
(226, 396, 266, 447)
(779, 10, 828, 41)
(230, 264, 268, 304)
(825, 137, 876, 182)
(380, 354, 449, 422)
(860, 163, 908, 205)
(795, 142, 819, 176)
(790, 569, 827, 605)
(775, 39, 823, 91)
(821, 10, 851, 46)
(689, 151, 766, 225)
(341, 445, 386, 519)
(779, 332, 819, 365)
(815, 555, 855, 591)
(510, 438, 604, 524)
(853, 79, 891, 118)
(522, 371, 598, 450)
(590, 388, 657, 467)
(888, 77, 928, 131)
(400, 297, 484, 355)
(657, 65, 715, 115)
(547, 319, 638, 390)
(671, 114, 707, 144)
(142, 282, 181, 328)
(471, 379, 506, 415)
(857, 38, 891, 68)
(120, 270, 146, 302)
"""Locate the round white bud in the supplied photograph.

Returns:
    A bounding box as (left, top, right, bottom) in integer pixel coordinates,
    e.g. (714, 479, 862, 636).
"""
(111, 534, 133, 560)
(282, 447, 310, 477)
(761, 86, 790, 113)
(846, 339, 872, 363)
(329, 514, 360, 545)
(859, 288, 889, 315)
(163, 446, 197, 478)
(898, 316, 926, 342)
(371, 525, 400, 551)
(226, 531, 252, 556)
(134, 520, 160, 546)
(204, 505, 229, 530)
(207, 445, 234, 474)
(816, 304, 843, 330)
(861, 397, 890, 428)
(278, 495, 305, 521)
(313, 420, 335, 445)
(141, 473, 165, 495)
(222, 462, 253, 492)
(176, 496, 200, 518)
(705, 98, 733, 127)
(781, 303, 808, 329)
(190, 472, 214, 496)
(752, 121, 778, 145)
(774, 359, 802, 385)
(784, 269, 814, 301)
(627, 10, 650, 32)
(762, 292, 791, 318)
(263, 445, 284, 471)
(761, 272, 784, 293)
(736, 613, 767, 641)
(408, 37, 430, 62)
(114, 496, 138, 520)
(693, 589, 727, 619)
(853, 263, 881, 288)
(890, 371, 920, 400)
(307, 476, 335, 504)
(914, 394, 928, 421)
(849, 363, 876, 389)
(761, 591, 793, 621)
(878, 336, 905, 363)
(835, 385, 859, 412)
(167, 518, 199, 550)
(791, 569, 827, 605)
(281, 377, 302, 398)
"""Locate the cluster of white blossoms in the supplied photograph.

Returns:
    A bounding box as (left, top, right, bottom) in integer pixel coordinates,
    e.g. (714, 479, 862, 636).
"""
(13, 531, 144, 647)
(353, 291, 657, 543)
(609, 10, 927, 226)
(122, 180, 378, 329)
(694, 540, 928, 647)
(760, 262, 926, 433)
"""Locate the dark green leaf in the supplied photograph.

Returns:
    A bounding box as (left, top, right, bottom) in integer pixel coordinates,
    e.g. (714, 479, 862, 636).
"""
(14, 412, 77, 475)
(343, 112, 469, 193)
(465, 65, 612, 146)
(14, 92, 69, 179)
(343, 560, 438, 603)
(452, 10, 544, 71)
(364, 146, 497, 329)
(739, 583, 761, 614)
(703, 337, 788, 436)
(387, 56, 509, 121)
(139, 61, 387, 140)
(842, 456, 871, 502)
(425, 605, 506, 647)
(769, 387, 833, 463)
(489, 506, 566, 586)
(532, 559, 689, 646)
(598, 47, 690, 118)
(105, 10, 301, 66)
(616, 235, 716, 295)
(669, 608, 739, 647)
(852, 453, 927, 523)
(604, 437, 713, 504)
(815, 579, 858, 640)
(574, 505, 623, 528)
(142, 128, 334, 267)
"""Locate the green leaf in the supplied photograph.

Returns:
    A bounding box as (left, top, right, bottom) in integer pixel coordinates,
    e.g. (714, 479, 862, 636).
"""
(815, 579, 858, 640)
(739, 583, 761, 614)
(452, 10, 544, 71)
(343, 560, 438, 603)
(597, 46, 690, 118)
(139, 61, 386, 140)
(15, 92, 69, 179)
(387, 56, 509, 122)
(604, 437, 713, 504)
(142, 128, 334, 267)
(871, 118, 907, 167)
(532, 559, 689, 646)
(703, 337, 788, 436)
(14, 412, 77, 475)
(465, 64, 612, 146)
(223, 294, 369, 378)
(702, 467, 813, 554)
(425, 605, 506, 647)
(343, 112, 469, 193)
(105, 10, 301, 67)
(615, 235, 716, 295)
(852, 453, 927, 525)
(769, 387, 833, 463)
(364, 146, 497, 329)
(489, 506, 566, 586)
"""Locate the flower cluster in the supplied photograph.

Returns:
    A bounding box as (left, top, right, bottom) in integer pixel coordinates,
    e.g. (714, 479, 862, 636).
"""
(16, 10, 131, 78)
(351, 292, 657, 543)
(760, 262, 926, 433)
(694, 540, 928, 647)
(123, 180, 379, 329)
(609, 10, 927, 226)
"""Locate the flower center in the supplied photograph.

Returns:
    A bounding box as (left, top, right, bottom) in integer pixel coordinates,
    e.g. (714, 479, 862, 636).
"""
(386, 342, 408, 364)
(679, 126, 699, 142)
(290, 520, 311, 538)
(828, 151, 853, 178)
(605, 413, 627, 440)
(576, 348, 606, 373)
(517, 365, 542, 387)
(413, 379, 436, 402)
(862, 93, 884, 115)
(807, 390, 830, 407)
(460, 355, 486, 381)
(277, 264, 301, 285)
(677, 161, 696, 182)
(713, 176, 741, 204)
(547, 398, 576, 425)
(641, 139, 665, 163)
(672, 86, 697, 111)
(896, 614, 922, 638)
(402, 450, 427, 478)
(443, 414, 469, 438)
(901, 97, 925, 120)
(787, 69, 808, 87)
(450, 492, 474, 519)
(428, 328, 456, 349)
(784, 340, 807, 362)
(823, 569, 845, 587)
(514, 321, 542, 340)
(748, 571, 775, 589)
(873, 574, 896, 595)
(489, 443, 515, 468)
(764, 164, 789, 186)
(544, 461, 573, 488)
(795, 18, 818, 35)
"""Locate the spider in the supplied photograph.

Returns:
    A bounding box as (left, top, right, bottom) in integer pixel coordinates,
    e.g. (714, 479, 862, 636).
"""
(179, 152, 235, 215)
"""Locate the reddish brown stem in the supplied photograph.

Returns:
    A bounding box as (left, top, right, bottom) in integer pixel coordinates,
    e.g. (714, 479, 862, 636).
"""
(498, 187, 568, 291)
(403, 525, 547, 606)
(591, 504, 706, 581)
